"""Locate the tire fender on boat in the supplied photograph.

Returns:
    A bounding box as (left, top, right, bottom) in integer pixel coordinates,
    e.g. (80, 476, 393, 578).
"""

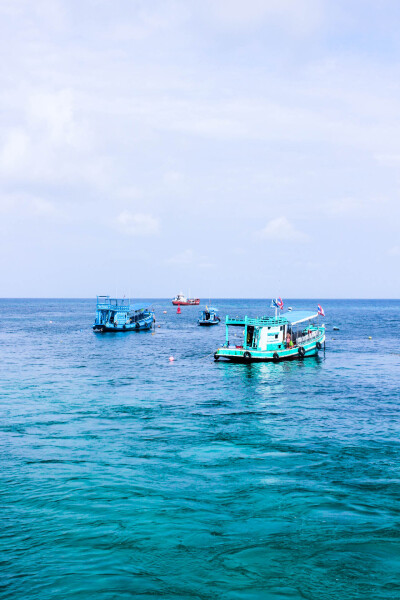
(298, 346, 305, 357)
(273, 352, 279, 362)
(243, 351, 251, 362)
(316, 341, 322, 350)
(135, 322, 140, 329)
(214, 353, 219, 360)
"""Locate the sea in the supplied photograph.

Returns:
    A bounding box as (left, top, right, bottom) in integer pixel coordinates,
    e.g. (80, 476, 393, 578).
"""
(1, 298, 399, 600)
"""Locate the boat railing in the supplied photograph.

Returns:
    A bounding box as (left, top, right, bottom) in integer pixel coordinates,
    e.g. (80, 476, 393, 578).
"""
(96, 302, 131, 311)
(226, 316, 287, 326)
(295, 329, 321, 345)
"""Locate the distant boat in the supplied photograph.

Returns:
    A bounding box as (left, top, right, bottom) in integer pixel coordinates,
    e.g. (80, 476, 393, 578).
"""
(172, 292, 200, 306)
(93, 296, 154, 332)
(198, 307, 220, 326)
(333, 326, 340, 331)
(214, 309, 325, 362)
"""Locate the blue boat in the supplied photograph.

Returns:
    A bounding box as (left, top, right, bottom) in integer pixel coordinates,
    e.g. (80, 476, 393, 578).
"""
(198, 306, 220, 326)
(93, 296, 155, 332)
(214, 309, 325, 362)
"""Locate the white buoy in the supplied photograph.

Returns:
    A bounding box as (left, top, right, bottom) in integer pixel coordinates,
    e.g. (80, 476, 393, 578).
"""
(163, 310, 167, 314)
(169, 356, 174, 362)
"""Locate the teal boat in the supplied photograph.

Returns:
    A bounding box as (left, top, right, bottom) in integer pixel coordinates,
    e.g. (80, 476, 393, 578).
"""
(198, 307, 220, 326)
(93, 296, 155, 332)
(214, 309, 325, 362)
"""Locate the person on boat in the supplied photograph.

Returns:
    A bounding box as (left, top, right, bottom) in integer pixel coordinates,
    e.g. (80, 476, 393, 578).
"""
(286, 333, 291, 348)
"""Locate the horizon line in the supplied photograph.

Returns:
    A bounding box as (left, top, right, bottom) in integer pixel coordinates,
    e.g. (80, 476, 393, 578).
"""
(0, 297, 399, 301)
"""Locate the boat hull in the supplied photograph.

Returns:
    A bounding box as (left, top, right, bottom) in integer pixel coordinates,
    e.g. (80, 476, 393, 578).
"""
(198, 320, 219, 326)
(93, 315, 154, 332)
(172, 299, 200, 305)
(214, 334, 325, 362)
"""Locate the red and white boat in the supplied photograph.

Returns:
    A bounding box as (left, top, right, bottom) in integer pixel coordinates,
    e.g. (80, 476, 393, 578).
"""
(172, 292, 200, 306)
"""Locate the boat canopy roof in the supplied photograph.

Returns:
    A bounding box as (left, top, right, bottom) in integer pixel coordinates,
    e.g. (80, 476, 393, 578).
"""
(131, 303, 151, 312)
(280, 310, 318, 325)
(96, 297, 151, 312)
(226, 311, 318, 327)
(204, 307, 218, 312)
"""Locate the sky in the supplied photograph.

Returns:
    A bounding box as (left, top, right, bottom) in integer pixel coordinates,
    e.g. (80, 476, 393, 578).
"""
(0, 0, 399, 298)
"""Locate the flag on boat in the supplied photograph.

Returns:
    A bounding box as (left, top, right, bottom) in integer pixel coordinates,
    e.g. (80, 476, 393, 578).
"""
(273, 297, 284, 310)
(317, 304, 325, 317)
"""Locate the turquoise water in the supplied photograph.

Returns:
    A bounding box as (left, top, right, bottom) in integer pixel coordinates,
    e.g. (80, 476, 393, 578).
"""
(1, 299, 399, 599)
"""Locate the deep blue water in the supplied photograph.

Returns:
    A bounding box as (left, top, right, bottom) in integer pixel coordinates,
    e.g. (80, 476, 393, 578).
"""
(1, 298, 400, 600)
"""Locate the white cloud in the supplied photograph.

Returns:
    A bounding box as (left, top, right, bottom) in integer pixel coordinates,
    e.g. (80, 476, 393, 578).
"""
(325, 197, 360, 216)
(0, 192, 65, 218)
(206, 0, 323, 35)
(108, 2, 189, 42)
(163, 170, 185, 187)
(115, 211, 159, 236)
(0, 129, 30, 174)
(28, 89, 79, 146)
(324, 196, 389, 218)
(258, 217, 308, 242)
(165, 249, 194, 265)
(0, 88, 101, 185)
(165, 249, 215, 268)
(375, 154, 400, 165)
(117, 187, 144, 201)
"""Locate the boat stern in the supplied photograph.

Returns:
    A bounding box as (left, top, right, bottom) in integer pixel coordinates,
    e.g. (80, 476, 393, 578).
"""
(214, 346, 250, 361)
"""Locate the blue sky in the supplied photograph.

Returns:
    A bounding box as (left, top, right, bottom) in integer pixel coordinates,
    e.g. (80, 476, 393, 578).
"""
(0, 0, 399, 298)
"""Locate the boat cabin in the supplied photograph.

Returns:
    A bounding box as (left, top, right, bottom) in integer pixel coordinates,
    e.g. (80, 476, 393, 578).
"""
(198, 307, 220, 326)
